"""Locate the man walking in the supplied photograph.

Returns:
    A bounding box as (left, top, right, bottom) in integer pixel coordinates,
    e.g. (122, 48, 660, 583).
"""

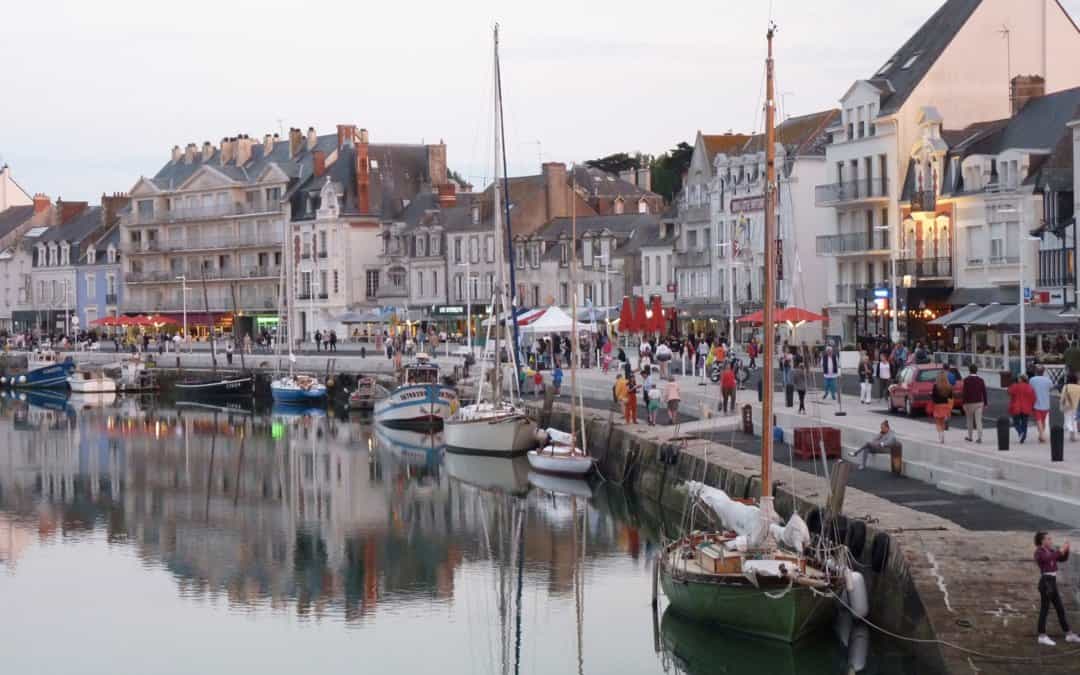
(961, 364, 988, 443)
(821, 346, 840, 401)
(314, 330, 323, 352)
(1034, 531, 1079, 646)
(1030, 365, 1054, 443)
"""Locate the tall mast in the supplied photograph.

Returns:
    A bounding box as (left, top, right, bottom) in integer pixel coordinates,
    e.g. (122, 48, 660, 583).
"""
(761, 24, 777, 500)
(492, 24, 504, 407)
(569, 170, 578, 448)
(495, 28, 524, 388)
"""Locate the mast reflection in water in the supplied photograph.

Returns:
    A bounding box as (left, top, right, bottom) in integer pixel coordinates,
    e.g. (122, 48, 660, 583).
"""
(0, 396, 908, 674)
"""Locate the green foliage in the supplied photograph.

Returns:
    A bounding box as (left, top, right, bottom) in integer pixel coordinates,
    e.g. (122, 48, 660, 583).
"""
(1064, 347, 1080, 373)
(585, 152, 641, 174)
(650, 141, 693, 203)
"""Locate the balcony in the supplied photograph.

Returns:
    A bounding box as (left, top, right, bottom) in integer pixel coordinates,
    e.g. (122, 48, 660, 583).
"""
(126, 267, 281, 284)
(129, 202, 281, 225)
(297, 293, 312, 301)
(815, 178, 889, 206)
(816, 230, 890, 256)
(833, 283, 859, 305)
(910, 190, 936, 214)
(896, 257, 952, 279)
(1038, 249, 1076, 288)
(123, 295, 278, 313)
(681, 204, 710, 223)
(673, 249, 711, 268)
(127, 233, 284, 254)
(105, 293, 118, 305)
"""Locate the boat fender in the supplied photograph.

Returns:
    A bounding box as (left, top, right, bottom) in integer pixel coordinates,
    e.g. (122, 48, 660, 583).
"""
(18, 375, 25, 384)
(842, 570, 869, 618)
(846, 519, 867, 558)
(534, 428, 551, 446)
(870, 532, 890, 573)
(806, 507, 823, 535)
(326, 377, 335, 389)
(847, 623, 870, 672)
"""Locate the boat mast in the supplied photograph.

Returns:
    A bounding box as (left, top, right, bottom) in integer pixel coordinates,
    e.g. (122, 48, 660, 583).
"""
(569, 170, 578, 450)
(201, 268, 218, 375)
(491, 24, 504, 408)
(495, 27, 524, 390)
(761, 24, 777, 503)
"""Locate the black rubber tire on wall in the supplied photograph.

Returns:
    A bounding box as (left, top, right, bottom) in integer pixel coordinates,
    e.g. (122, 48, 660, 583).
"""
(871, 532, 891, 573)
(846, 520, 867, 559)
(806, 507, 822, 535)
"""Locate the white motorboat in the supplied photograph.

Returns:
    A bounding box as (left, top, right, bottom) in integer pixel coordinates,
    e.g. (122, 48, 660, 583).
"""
(117, 356, 158, 392)
(68, 367, 117, 394)
(375, 356, 457, 429)
(445, 400, 538, 457)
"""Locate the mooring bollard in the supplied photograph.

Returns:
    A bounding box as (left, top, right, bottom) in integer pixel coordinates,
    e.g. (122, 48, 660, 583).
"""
(996, 416, 1010, 451)
(742, 404, 753, 435)
(1051, 425, 1065, 462)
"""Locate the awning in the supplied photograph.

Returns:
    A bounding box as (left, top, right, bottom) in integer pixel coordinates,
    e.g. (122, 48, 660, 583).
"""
(947, 287, 1018, 306)
(929, 303, 983, 326)
(965, 304, 1077, 331)
(334, 309, 385, 324)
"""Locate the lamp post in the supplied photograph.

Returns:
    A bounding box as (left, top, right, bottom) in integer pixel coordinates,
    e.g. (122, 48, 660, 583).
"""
(999, 202, 1040, 371)
(176, 275, 188, 353)
(717, 241, 735, 345)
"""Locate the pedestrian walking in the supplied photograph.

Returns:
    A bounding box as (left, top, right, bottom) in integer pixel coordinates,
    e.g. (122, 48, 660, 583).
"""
(663, 376, 681, 425)
(643, 365, 659, 426)
(793, 360, 808, 414)
(656, 340, 672, 379)
(1034, 531, 1080, 646)
(533, 369, 544, 396)
(329, 329, 338, 352)
(1030, 366, 1054, 443)
(552, 365, 563, 396)
(931, 371, 953, 444)
(961, 364, 987, 443)
(877, 352, 892, 400)
(1061, 373, 1080, 442)
(720, 363, 737, 414)
(858, 354, 873, 404)
(821, 346, 840, 401)
(747, 339, 758, 369)
(1008, 374, 1036, 443)
(314, 330, 323, 352)
(625, 371, 639, 425)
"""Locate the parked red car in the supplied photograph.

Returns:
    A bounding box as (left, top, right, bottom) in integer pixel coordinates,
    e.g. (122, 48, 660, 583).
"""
(887, 364, 963, 416)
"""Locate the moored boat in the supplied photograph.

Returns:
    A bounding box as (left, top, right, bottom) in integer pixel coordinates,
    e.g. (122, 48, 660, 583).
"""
(349, 376, 387, 411)
(270, 374, 327, 404)
(3, 349, 75, 389)
(68, 367, 117, 394)
(174, 375, 253, 398)
(117, 356, 158, 392)
(375, 356, 457, 429)
(445, 401, 537, 457)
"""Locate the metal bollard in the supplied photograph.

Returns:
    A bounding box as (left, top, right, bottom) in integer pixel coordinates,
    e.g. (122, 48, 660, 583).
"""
(1051, 426, 1065, 462)
(996, 416, 1010, 451)
(742, 404, 753, 435)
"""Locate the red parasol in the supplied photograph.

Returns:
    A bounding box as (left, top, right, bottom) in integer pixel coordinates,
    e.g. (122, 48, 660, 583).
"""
(775, 307, 826, 324)
(647, 296, 666, 334)
(737, 309, 765, 324)
(90, 316, 120, 327)
(617, 296, 637, 333)
(633, 296, 648, 335)
(143, 314, 179, 327)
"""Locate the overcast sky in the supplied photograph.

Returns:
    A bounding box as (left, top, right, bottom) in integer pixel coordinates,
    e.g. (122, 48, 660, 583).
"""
(3, 0, 1079, 201)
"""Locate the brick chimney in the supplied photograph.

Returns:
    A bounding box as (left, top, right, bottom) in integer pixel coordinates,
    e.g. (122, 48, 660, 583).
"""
(171, 145, 182, 162)
(56, 198, 89, 224)
(289, 128, 303, 158)
(313, 150, 326, 178)
(201, 141, 214, 162)
(306, 126, 318, 151)
(32, 193, 51, 215)
(236, 135, 254, 166)
(220, 137, 234, 164)
(336, 124, 357, 148)
(542, 162, 569, 221)
(184, 143, 197, 164)
(101, 192, 130, 225)
(356, 129, 370, 214)
(427, 140, 448, 186)
(1011, 75, 1046, 116)
(437, 183, 457, 207)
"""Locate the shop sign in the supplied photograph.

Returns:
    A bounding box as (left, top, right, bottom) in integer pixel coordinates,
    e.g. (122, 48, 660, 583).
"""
(432, 305, 467, 317)
(731, 196, 765, 214)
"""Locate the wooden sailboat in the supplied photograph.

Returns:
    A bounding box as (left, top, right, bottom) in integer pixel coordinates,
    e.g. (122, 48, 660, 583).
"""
(444, 24, 537, 457)
(657, 25, 846, 643)
(175, 270, 253, 397)
(528, 168, 595, 477)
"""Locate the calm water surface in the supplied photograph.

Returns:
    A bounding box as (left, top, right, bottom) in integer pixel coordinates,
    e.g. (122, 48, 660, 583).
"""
(0, 394, 891, 675)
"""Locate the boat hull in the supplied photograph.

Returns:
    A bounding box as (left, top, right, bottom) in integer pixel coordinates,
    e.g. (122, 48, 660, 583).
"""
(526, 447, 595, 476)
(175, 376, 253, 398)
(444, 411, 538, 457)
(374, 384, 455, 430)
(659, 559, 835, 643)
(270, 384, 327, 404)
(68, 376, 117, 394)
(7, 361, 76, 389)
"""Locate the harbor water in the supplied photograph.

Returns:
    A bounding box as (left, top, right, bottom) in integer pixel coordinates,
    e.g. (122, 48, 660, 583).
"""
(0, 393, 916, 674)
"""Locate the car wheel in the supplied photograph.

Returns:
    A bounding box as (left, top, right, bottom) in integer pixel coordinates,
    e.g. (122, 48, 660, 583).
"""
(888, 396, 897, 413)
(904, 397, 913, 416)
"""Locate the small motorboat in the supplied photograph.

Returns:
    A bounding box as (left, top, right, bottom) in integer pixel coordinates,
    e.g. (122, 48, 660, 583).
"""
(68, 367, 117, 394)
(116, 356, 158, 392)
(271, 374, 328, 404)
(375, 355, 457, 429)
(527, 428, 595, 477)
(174, 374, 253, 398)
(2, 349, 75, 388)
(349, 376, 387, 411)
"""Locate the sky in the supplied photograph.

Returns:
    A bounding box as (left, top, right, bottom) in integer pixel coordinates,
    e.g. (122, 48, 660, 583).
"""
(3, 0, 1080, 201)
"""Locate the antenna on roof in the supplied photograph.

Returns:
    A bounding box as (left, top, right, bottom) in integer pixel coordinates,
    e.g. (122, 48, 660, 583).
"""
(998, 26, 1012, 113)
(277, 119, 284, 137)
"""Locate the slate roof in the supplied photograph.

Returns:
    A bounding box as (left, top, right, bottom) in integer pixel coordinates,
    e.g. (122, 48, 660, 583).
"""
(702, 134, 754, 163)
(538, 213, 657, 240)
(871, 0, 983, 116)
(571, 165, 659, 199)
(0, 205, 34, 241)
(732, 109, 840, 158)
(39, 206, 102, 244)
(79, 225, 121, 265)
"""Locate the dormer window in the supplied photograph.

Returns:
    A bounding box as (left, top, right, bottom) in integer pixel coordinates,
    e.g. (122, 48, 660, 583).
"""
(60, 243, 70, 266)
(107, 245, 116, 264)
(48, 243, 57, 266)
(614, 197, 624, 215)
(87, 248, 96, 265)
(638, 199, 648, 214)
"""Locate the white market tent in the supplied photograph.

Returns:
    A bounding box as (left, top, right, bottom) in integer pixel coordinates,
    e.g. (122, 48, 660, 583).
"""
(520, 306, 575, 333)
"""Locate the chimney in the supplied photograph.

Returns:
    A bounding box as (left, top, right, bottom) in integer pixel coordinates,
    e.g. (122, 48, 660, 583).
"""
(263, 133, 274, 156)
(171, 145, 182, 162)
(542, 162, 569, 221)
(355, 130, 370, 214)
(313, 150, 326, 178)
(32, 193, 51, 215)
(427, 140, 448, 186)
(306, 126, 318, 151)
(184, 143, 197, 164)
(101, 192, 131, 225)
(289, 128, 303, 158)
(236, 135, 254, 166)
(1011, 75, 1046, 115)
(57, 199, 89, 224)
(336, 124, 357, 148)
(201, 141, 214, 162)
(437, 183, 457, 207)
(637, 167, 652, 192)
(219, 137, 233, 164)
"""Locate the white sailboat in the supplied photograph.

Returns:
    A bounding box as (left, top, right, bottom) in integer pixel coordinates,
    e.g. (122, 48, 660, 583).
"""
(444, 25, 537, 457)
(527, 167, 595, 477)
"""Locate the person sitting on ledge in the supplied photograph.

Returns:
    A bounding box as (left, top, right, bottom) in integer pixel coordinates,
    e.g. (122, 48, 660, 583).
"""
(848, 420, 899, 470)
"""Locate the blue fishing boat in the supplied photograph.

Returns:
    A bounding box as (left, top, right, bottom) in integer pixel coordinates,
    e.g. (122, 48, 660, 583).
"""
(270, 374, 328, 404)
(2, 350, 76, 388)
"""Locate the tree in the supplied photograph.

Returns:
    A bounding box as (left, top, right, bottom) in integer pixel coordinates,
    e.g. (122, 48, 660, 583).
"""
(585, 152, 640, 175)
(650, 141, 693, 202)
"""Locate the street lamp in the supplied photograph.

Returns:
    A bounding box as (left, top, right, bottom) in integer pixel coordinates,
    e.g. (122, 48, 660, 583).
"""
(176, 275, 188, 352)
(998, 204, 1041, 370)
